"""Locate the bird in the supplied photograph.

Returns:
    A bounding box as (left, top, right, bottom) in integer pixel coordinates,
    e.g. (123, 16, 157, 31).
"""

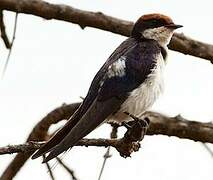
(32, 13, 182, 162)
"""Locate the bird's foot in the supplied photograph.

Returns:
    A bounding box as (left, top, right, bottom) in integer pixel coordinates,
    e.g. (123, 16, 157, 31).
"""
(121, 121, 132, 129)
(123, 112, 150, 127)
(115, 112, 150, 158)
(122, 112, 150, 142)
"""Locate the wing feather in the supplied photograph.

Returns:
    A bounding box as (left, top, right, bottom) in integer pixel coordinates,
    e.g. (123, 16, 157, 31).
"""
(32, 38, 161, 162)
(43, 97, 125, 162)
(32, 38, 137, 159)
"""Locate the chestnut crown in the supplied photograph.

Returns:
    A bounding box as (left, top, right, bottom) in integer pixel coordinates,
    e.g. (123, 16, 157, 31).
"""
(131, 13, 182, 38)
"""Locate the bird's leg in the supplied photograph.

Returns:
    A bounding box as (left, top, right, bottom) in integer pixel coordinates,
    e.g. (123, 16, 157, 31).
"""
(122, 112, 150, 142)
(123, 112, 150, 129)
(121, 121, 132, 129)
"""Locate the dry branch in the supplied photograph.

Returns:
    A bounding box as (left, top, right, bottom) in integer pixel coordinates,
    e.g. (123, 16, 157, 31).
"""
(56, 157, 78, 180)
(43, 155, 55, 180)
(145, 112, 213, 143)
(0, 142, 43, 155)
(0, 139, 116, 155)
(1, 102, 213, 180)
(0, 137, 141, 157)
(0, 103, 80, 180)
(2, 12, 18, 77)
(1, 114, 148, 159)
(98, 124, 118, 180)
(202, 143, 213, 157)
(0, 0, 213, 62)
(0, 10, 11, 48)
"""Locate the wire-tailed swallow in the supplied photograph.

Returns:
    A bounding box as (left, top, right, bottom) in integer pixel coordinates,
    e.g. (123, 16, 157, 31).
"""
(32, 13, 182, 162)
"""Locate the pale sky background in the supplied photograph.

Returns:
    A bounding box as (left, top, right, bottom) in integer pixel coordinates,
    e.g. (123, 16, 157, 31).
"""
(1, 0, 213, 179)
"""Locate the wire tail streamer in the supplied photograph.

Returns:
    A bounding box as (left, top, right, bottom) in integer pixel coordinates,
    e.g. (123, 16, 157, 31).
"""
(46, 151, 69, 172)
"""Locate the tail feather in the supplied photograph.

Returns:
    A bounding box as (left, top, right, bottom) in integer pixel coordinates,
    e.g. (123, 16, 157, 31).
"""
(43, 97, 123, 163)
(32, 112, 81, 159)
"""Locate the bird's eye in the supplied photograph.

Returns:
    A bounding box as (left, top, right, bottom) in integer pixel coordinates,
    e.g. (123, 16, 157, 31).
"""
(150, 19, 159, 26)
(152, 19, 158, 24)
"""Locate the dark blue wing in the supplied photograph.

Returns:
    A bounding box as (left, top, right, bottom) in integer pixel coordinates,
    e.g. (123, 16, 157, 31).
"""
(97, 39, 160, 101)
(79, 37, 138, 113)
(32, 37, 138, 159)
(42, 38, 161, 162)
(32, 38, 161, 160)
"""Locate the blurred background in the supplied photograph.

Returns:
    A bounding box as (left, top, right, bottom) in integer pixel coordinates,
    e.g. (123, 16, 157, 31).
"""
(1, 0, 213, 179)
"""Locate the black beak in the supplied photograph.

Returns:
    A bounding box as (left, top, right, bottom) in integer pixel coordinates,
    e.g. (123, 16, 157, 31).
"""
(165, 24, 183, 29)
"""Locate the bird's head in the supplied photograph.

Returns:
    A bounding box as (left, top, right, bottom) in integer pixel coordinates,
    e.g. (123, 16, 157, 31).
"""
(131, 13, 183, 46)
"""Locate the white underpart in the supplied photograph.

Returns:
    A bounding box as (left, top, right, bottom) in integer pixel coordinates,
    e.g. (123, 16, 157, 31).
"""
(107, 56, 126, 78)
(109, 53, 165, 123)
(142, 26, 173, 47)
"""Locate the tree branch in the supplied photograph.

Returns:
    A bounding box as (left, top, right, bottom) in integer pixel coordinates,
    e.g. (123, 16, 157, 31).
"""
(1, 102, 213, 180)
(1, 110, 213, 156)
(0, 0, 213, 62)
(43, 155, 55, 180)
(2, 12, 18, 78)
(145, 112, 213, 143)
(0, 10, 11, 49)
(0, 139, 114, 155)
(201, 143, 213, 157)
(98, 124, 118, 180)
(0, 103, 80, 180)
(56, 157, 78, 180)
(0, 117, 147, 157)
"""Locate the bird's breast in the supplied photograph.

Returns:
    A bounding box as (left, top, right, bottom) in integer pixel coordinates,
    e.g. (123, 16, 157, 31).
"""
(110, 54, 165, 123)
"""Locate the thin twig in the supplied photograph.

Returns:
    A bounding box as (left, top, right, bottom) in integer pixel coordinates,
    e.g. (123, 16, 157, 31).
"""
(43, 155, 55, 180)
(56, 157, 78, 180)
(0, 141, 44, 155)
(110, 123, 119, 139)
(0, 10, 11, 48)
(79, 96, 84, 100)
(98, 147, 111, 180)
(0, 138, 128, 155)
(98, 124, 118, 180)
(202, 143, 213, 157)
(2, 12, 18, 78)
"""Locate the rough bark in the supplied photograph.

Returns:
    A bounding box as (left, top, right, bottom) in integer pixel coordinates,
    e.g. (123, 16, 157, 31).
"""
(0, 103, 80, 180)
(0, 10, 11, 48)
(1, 102, 213, 180)
(0, 0, 213, 62)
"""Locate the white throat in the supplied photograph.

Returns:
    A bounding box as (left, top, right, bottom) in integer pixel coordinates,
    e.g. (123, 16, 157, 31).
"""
(142, 26, 173, 47)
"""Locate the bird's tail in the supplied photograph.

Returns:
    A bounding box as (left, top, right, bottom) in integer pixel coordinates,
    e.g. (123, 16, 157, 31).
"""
(42, 98, 121, 163)
(31, 110, 81, 160)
